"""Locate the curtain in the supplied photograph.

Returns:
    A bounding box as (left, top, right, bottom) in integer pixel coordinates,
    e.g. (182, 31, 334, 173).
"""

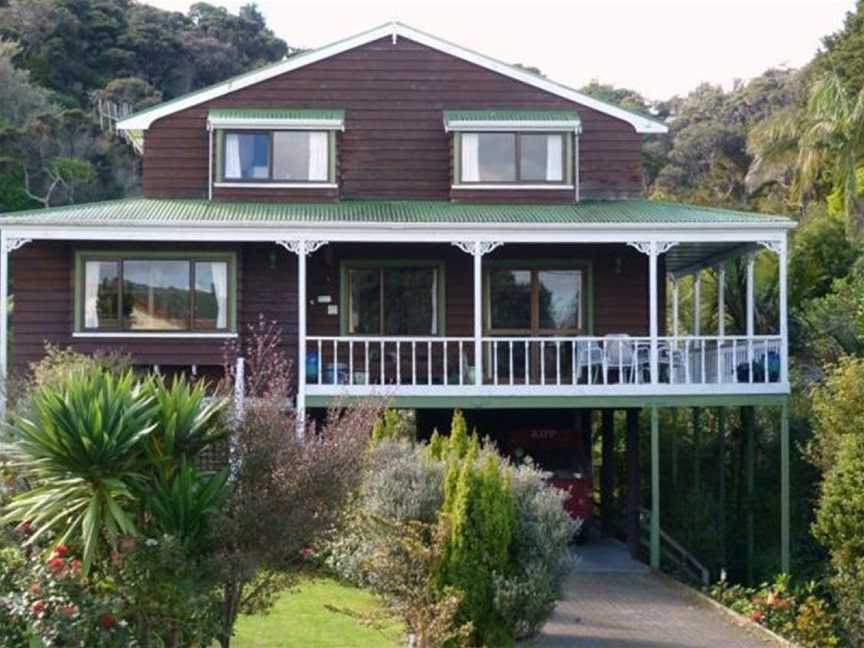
(308, 132, 329, 181)
(225, 133, 242, 178)
(429, 272, 438, 334)
(84, 262, 101, 328)
(210, 262, 228, 329)
(461, 133, 480, 182)
(546, 134, 563, 181)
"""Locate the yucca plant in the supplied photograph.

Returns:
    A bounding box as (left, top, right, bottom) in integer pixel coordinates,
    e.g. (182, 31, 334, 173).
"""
(2, 367, 157, 572)
(146, 458, 229, 552)
(142, 374, 227, 471)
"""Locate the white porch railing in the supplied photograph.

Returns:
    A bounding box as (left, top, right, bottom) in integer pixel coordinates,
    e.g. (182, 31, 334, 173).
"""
(305, 334, 784, 390)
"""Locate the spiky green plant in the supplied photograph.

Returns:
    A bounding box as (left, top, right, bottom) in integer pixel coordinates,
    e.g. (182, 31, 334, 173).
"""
(146, 458, 229, 552)
(2, 368, 157, 572)
(142, 374, 227, 471)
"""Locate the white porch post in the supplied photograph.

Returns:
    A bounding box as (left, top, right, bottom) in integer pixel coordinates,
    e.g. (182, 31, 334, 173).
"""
(671, 277, 679, 338)
(778, 238, 789, 384)
(692, 272, 701, 336)
(0, 234, 30, 418)
(746, 254, 755, 338)
(452, 241, 502, 385)
(717, 265, 726, 337)
(0, 232, 8, 418)
(278, 239, 328, 437)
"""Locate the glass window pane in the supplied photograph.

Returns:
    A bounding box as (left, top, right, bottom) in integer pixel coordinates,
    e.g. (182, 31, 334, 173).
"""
(538, 270, 581, 330)
(477, 133, 516, 182)
(122, 260, 191, 330)
(83, 260, 119, 329)
(489, 270, 532, 330)
(383, 268, 438, 335)
(274, 132, 309, 180)
(520, 134, 563, 181)
(349, 269, 380, 334)
(194, 261, 229, 330)
(224, 132, 269, 179)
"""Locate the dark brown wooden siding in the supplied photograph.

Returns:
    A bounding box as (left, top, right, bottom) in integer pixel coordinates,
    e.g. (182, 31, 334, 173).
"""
(11, 241, 661, 374)
(143, 37, 642, 201)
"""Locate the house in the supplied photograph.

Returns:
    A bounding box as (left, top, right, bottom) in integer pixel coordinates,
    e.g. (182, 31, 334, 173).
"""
(0, 23, 792, 573)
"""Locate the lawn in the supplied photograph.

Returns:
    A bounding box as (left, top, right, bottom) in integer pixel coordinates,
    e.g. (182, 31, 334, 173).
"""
(232, 576, 403, 648)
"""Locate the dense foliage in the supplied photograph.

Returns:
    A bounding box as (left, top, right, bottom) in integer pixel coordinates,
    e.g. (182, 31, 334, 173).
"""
(325, 411, 577, 646)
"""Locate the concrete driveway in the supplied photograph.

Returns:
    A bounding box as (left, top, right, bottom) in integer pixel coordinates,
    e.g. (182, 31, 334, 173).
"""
(529, 539, 781, 648)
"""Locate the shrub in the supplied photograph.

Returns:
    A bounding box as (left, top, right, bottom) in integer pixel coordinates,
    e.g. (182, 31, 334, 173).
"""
(708, 574, 841, 648)
(813, 431, 864, 644)
(28, 345, 132, 392)
(370, 408, 414, 445)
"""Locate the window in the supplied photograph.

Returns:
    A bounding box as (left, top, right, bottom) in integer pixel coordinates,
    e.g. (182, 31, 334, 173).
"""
(79, 255, 234, 333)
(222, 131, 330, 182)
(346, 265, 443, 335)
(486, 266, 585, 334)
(460, 132, 566, 184)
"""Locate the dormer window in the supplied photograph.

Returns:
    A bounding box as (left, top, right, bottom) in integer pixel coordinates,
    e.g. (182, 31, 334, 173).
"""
(208, 108, 344, 190)
(444, 110, 580, 192)
(460, 132, 564, 183)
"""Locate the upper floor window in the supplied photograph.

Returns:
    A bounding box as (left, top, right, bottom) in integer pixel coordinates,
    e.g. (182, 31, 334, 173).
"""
(223, 131, 331, 183)
(460, 132, 567, 184)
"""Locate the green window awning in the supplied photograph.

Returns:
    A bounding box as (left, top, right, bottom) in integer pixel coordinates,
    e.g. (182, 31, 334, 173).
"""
(443, 110, 581, 132)
(207, 108, 345, 130)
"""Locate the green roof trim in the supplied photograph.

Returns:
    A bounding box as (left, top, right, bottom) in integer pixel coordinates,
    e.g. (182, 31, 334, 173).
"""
(443, 109, 580, 125)
(207, 108, 345, 121)
(0, 198, 793, 227)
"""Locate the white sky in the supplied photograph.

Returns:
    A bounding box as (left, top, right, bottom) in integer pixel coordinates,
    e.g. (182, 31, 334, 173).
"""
(145, 0, 853, 99)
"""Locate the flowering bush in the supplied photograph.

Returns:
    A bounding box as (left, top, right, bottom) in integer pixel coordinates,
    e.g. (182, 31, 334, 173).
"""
(707, 573, 841, 648)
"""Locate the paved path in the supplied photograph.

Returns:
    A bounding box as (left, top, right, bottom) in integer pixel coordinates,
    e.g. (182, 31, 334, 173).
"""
(529, 538, 779, 648)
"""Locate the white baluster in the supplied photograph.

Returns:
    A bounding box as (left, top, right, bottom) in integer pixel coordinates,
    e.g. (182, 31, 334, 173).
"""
(396, 341, 401, 385)
(317, 339, 322, 385)
(412, 342, 417, 385)
(364, 341, 369, 385)
(540, 340, 546, 385)
(458, 341, 464, 386)
(509, 341, 514, 385)
(493, 340, 499, 385)
(332, 339, 338, 385)
(524, 340, 530, 384)
(427, 341, 432, 385)
(349, 340, 354, 385)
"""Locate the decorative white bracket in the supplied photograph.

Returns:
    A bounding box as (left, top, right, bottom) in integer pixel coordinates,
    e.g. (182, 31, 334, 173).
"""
(626, 240, 678, 256)
(276, 240, 329, 256)
(758, 240, 783, 255)
(451, 241, 503, 256)
(5, 238, 32, 253)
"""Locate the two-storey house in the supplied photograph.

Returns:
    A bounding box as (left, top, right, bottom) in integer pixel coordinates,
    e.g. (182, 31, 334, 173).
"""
(0, 23, 793, 571)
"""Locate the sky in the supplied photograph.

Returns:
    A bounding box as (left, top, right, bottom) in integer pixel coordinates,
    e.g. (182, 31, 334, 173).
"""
(145, 0, 854, 99)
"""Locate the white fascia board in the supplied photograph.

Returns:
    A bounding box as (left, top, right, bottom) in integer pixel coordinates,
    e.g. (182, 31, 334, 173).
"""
(117, 22, 667, 135)
(445, 121, 582, 133)
(0, 222, 794, 246)
(207, 118, 345, 131)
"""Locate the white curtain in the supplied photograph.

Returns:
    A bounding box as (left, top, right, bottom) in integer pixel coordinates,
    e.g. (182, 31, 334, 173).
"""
(429, 272, 438, 334)
(224, 133, 242, 178)
(546, 134, 563, 181)
(84, 262, 101, 328)
(461, 133, 480, 182)
(210, 262, 228, 329)
(308, 132, 329, 181)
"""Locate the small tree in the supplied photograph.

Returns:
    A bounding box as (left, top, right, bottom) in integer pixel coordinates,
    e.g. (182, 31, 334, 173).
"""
(213, 322, 382, 648)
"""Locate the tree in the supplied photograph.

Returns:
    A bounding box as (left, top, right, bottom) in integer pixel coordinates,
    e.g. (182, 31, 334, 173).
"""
(0, 38, 55, 128)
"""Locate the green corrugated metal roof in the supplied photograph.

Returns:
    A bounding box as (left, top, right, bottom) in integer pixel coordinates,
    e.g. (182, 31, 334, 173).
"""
(443, 110, 580, 125)
(0, 198, 793, 226)
(208, 108, 345, 121)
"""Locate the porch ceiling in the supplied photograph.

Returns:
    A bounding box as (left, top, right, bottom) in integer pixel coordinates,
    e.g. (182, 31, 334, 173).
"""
(665, 241, 758, 276)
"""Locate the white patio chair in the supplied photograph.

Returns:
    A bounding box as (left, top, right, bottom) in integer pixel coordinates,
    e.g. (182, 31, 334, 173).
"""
(602, 334, 639, 384)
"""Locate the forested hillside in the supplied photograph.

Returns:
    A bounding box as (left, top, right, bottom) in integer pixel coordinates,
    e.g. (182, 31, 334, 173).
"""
(0, 0, 293, 210)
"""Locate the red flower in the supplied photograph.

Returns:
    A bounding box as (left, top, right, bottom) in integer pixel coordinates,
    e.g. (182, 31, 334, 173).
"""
(47, 557, 66, 574)
(772, 597, 789, 609)
(99, 613, 116, 630)
(16, 521, 33, 535)
(59, 604, 77, 619)
(750, 610, 765, 623)
(52, 544, 69, 558)
(69, 558, 82, 573)
(27, 582, 41, 595)
(31, 600, 45, 617)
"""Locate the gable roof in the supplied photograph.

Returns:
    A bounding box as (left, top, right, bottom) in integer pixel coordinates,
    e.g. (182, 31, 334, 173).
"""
(117, 22, 668, 140)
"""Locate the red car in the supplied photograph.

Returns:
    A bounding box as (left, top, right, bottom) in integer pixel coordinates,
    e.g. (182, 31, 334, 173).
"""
(506, 428, 593, 531)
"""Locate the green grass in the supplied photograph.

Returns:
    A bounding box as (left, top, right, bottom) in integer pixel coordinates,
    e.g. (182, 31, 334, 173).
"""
(232, 576, 403, 648)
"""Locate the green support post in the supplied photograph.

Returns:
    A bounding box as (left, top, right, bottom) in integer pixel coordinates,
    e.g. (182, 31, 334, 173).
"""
(781, 402, 790, 573)
(743, 405, 755, 585)
(718, 407, 727, 569)
(651, 406, 660, 570)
